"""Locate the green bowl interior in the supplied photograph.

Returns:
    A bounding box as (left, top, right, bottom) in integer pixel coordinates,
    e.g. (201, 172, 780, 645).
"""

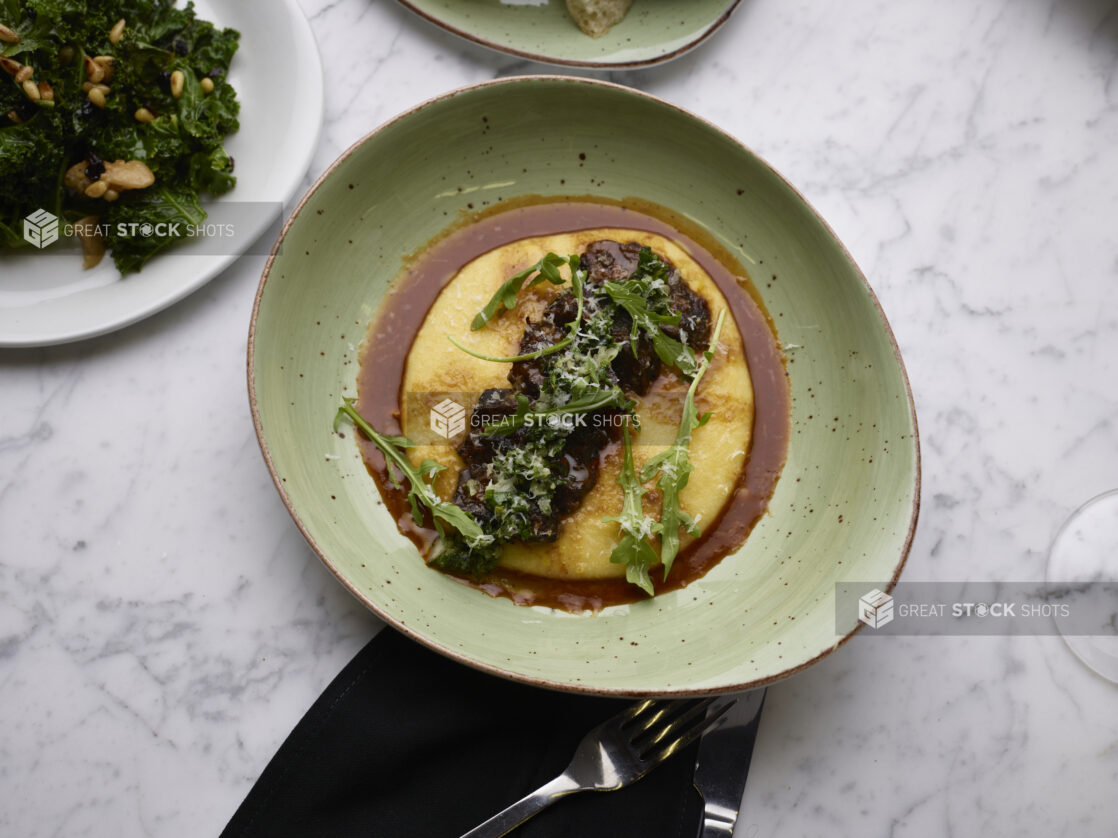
(250, 78, 918, 695)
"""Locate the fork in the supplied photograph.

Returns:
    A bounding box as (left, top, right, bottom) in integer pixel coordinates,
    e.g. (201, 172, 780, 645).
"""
(459, 697, 734, 838)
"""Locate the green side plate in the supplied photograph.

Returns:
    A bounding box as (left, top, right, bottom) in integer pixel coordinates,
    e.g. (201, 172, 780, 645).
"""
(396, 0, 741, 68)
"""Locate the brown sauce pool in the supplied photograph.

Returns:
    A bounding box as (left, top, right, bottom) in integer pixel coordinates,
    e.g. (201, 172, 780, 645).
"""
(355, 197, 790, 611)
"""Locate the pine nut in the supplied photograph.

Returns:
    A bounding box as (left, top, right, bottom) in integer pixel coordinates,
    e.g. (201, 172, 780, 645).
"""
(85, 56, 104, 83)
(87, 87, 106, 108)
(170, 69, 184, 99)
(0, 56, 19, 75)
(134, 107, 154, 123)
(92, 83, 110, 94)
(109, 18, 126, 45)
(75, 216, 105, 269)
(200, 77, 214, 94)
(22, 79, 40, 102)
(0, 23, 18, 44)
(38, 80, 53, 101)
(15, 64, 32, 83)
(59, 45, 75, 65)
(6, 109, 21, 124)
(93, 55, 114, 82)
(82, 81, 94, 92)
(85, 180, 109, 199)
(103, 190, 120, 203)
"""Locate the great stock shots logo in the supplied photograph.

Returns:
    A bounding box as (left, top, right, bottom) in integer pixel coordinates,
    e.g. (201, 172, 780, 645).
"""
(23, 209, 60, 249)
(858, 588, 895, 629)
(17, 203, 282, 256)
(429, 398, 467, 440)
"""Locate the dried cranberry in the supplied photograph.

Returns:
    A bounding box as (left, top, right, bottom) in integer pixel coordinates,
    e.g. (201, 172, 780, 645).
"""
(84, 152, 105, 181)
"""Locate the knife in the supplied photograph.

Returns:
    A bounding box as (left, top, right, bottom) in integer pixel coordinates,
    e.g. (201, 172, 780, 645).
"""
(692, 688, 766, 837)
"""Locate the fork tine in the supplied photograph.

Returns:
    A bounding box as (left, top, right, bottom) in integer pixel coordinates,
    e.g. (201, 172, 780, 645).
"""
(632, 698, 714, 752)
(619, 698, 660, 726)
(638, 698, 735, 764)
(625, 698, 709, 743)
(612, 698, 665, 736)
(621, 698, 702, 738)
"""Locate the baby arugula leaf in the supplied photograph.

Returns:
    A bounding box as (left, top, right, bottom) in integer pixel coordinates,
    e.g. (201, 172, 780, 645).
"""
(603, 423, 662, 596)
(334, 399, 491, 550)
(640, 309, 727, 578)
(450, 262, 587, 363)
(447, 334, 572, 365)
(470, 253, 578, 331)
(601, 274, 699, 378)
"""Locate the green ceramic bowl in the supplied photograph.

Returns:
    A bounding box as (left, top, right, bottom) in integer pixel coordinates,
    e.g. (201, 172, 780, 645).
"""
(249, 77, 919, 696)
(396, 0, 741, 68)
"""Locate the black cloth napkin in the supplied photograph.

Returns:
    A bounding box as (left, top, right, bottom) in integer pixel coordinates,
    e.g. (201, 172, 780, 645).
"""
(221, 627, 704, 838)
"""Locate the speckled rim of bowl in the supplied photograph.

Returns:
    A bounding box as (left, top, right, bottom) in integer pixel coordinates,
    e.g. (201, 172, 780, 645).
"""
(394, 0, 742, 69)
(247, 75, 921, 696)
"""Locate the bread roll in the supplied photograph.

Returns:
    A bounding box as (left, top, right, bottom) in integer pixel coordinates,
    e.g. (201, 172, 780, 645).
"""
(565, 0, 635, 38)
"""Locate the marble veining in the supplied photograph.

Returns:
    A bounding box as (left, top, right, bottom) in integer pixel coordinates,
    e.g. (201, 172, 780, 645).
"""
(2, 0, 1117, 835)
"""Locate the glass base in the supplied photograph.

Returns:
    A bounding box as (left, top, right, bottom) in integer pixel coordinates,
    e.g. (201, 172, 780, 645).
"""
(1046, 489, 1118, 683)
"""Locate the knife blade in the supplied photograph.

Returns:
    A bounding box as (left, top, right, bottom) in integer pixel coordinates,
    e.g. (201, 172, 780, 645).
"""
(692, 688, 766, 837)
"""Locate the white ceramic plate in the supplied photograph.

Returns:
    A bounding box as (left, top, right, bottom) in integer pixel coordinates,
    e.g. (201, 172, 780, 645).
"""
(0, 0, 323, 347)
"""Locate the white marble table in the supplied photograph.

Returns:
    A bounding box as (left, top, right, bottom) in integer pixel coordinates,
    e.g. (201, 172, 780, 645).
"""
(2, 1, 1117, 835)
